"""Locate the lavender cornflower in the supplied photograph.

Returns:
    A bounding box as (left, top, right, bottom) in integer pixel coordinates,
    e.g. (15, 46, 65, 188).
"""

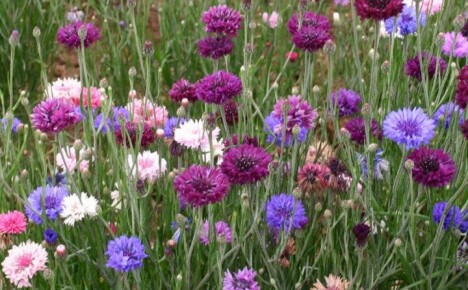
(264, 113, 308, 147)
(105, 235, 148, 272)
(330, 89, 362, 117)
(442, 32, 468, 58)
(163, 117, 185, 138)
(384, 5, 426, 36)
(432, 102, 464, 129)
(265, 193, 308, 234)
(198, 36, 234, 59)
(57, 21, 100, 49)
(94, 107, 130, 134)
(31, 99, 81, 134)
(0, 117, 22, 133)
(195, 71, 242, 104)
(459, 210, 468, 233)
(223, 267, 260, 290)
(357, 149, 389, 179)
(432, 202, 462, 230)
(25, 185, 69, 224)
(66, 7, 84, 22)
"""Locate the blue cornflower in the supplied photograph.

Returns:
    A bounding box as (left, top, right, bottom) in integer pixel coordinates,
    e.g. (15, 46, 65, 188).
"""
(94, 106, 129, 133)
(46, 172, 67, 187)
(44, 228, 58, 244)
(1, 117, 22, 133)
(163, 117, 185, 138)
(357, 149, 389, 180)
(265, 193, 308, 234)
(384, 5, 426, 36)
(459, 210, 468, 233)
(432, 202, 462, 230)
(24, 185, 69, 224)
(264, 113, 308, 147)
(383, 107, 436, 150)
(105, 235, 148, 272)
(432, 102, 464, 129)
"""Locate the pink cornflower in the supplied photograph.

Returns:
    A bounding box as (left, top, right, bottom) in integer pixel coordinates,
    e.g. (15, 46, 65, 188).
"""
(174, 119, 220, 150)
(312, 274, 350, 290)
(420, 0, 443, 15)
(127, 151, 167, 182)
(71, 87, 104, 108)
(262, 11, 280, 29)
(1, 241, 48, 288)
(442, 32, 468, 58)
(45, 77, 82, 100)
(56, 146, 91, 174)
(126, 98, 168, 128)
(0, 211, 27, 235)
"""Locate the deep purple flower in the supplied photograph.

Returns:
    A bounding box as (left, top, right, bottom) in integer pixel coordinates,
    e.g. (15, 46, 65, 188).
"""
(459, 209, 468, 233)
(405, 52, 446, 81)
(1, 117, 22, 133)
(383, 107, 436, 149)
(199, 221, 232, 245)
(273, 95, 318, 131)
(462, 21, 468, 39)
(432, 102, 464, 129)
(344, 118, 382, 145)
(223, 135, 259, 151)
(105, 235, 148, 272)
(264, 113, 308, 147)
(455, 65, 468, 109)
(223, 267, 260, 290)
(31, 99, 81, 134)
(330, 89, 362, 117)
(163, 117, 185, 138)
(461, 119, 468, 140)
(195, 71, 242, 104)
(25, 185, 69, 224)
(115, 122, 155, 148)
(202, 5, 242, 37)
(222, 99, 239, 126)
(169, 79, 197, 103)
(43, 228, 58, 244)
(198, 36, 234, 59)
(265, 193, 308, 234)
(287, 12, 331, 53)
(94, 107, 129, 134)
(432, 202, 462, 230)
(174, 165, 230, 207)
(354, 0, 404, 21)
(220, 144, 271, 185)
(57, 21, 100, 49)
(353, 223, 371, 247)
(407, 147, 456, 188)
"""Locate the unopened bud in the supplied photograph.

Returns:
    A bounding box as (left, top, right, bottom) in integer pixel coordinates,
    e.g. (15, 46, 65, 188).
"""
(143, 40, 154, 56)
(361, 103, 371, 116)
(394, 238, 402, 247)
(292, 124, 300, 136)
(21, 97, 29, 107)
(77, 26, 87, 41)
(436, 33, 445, 46)
(333, 12, 341, 26)
(249, 21, 257, 29)
(127, 0, 136, 8)
(20, 169, 28, 179)
(405, 159, 414, 171)
(312, 85, 320, 94)
(42, 269, 54, 280)
(73, 139, 83, 151)
(55, 244, 67, 258)
(315, 202, 322, 211)
(181, 98, 189, 108)
(128, 67, 137, 79)
(323, 40, 336, 55)
(99, 78, 108, 89)
(291, 86, 300, 95)
(324, 209, 332, 219)
(156, 128, 164, 139)
(33, 27, 41, 38)
(176, 106, 186, 118)
(453, 14, 465, 31)
(9, 30, 20, 46)
(340, 127, 351, 139)
(368, 143, 378, 152)
(40, 132, 48, 141)
(381, 60, 391, 74)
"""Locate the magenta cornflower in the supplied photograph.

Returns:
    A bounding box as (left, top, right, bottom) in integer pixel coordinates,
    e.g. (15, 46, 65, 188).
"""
(0, 211, 27, 235)
(195, 71, 243, 104)
(407, 147, 456, 188)
(455, 65, 468, 109)
(354, 0, 404, 21)
(405, 52, 447, 81)
(115, 122, 155, 148)
(31, 99, 80, 134)
(287, 12, 331, 53)
(169, 79, 197, 103)
(220, 144, 271, 185)
(223, 267, 260, 290)
(57, 21, 100, 49)
(202, 5, 242, 37)
(174, 165, 230, 207)
(199, 221, 232, 245)
(344, 118, 382, 145)
(222, 99, 239, 126)
(198, 36, 234, 59)
(330, 89, 362, 117)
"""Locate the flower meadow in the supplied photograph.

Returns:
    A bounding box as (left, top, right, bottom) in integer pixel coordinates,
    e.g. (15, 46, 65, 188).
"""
(0, 0, 467, 289)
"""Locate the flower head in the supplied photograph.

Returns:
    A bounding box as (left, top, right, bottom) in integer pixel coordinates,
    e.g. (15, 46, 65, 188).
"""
(432, 102, 464, 129)
(202, 5, 242, 37)
(287, 12, 331, 53)
(1, 116, 22, 133)
(43, 228, 58, 245)
(45, 77, 81, 100)
(56, 146, 90, 174)
(1, 241, 48, 288)
(407, 147, 456, 188)
(115, 122, 156, 148)
(312, 274, 350, 290)
(432, 202, 462, 230)
(273, 95, 318, 131)
(330, 89, 362, 117)
(455, 65, 468, 109)
(60, 192, 99, 226)
(297, 163, 330, 195)
(420, 0, 443, 15)
(222, 99, 239, 126)
(31, 99, 80, 134)
(405, 52, 446, 81)
(169, 79, 197, 103)
(199, 221, 232, 245)
(353, 223, 371, 247)
(459, 210, 468, 233)
(383, 107, 436, 149)
(223, 267, 260, 290)
(264, 113, 309, 147)
(163, 117, 185, 138)
(57, 21, 100, 49)
(174, 165, 230, 207)
(198, 36, 234, 59)
(94, 107, 129, 133)
(442, 32, 468, 58)
(174, 119, 220, 150)
(220, 144, 271, 185)
(344, 118, 382, 145)
(195, 71, 242, 104)
(354, 0, 404, 21)
(0, 211, 27, 235)
(25, 186, 69, 224)
(105, 235, 147, 272)
(126, 98, 168, 128)
(127, 151, 167, 182)
(384, 5, 426, 36)
(262, 11, 280, 29)
(265, 193, 308, 234)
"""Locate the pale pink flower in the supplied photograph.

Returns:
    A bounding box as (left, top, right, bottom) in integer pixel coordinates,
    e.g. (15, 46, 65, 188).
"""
(312, 274, 350, 290)
(56, 146, 90, 174)
(1, 241, 48, 288)
(127, 151, 167, 182)
(70, 86, 105, 108)
(420, 0, 443, 15)
(45, 77, 81, 100)
(0, 211, 27, 235)
(126, 97, 168, 128)
(262, 11, 279, 29)
(174, 119, 220, 150)
(201, 138, 225, 165)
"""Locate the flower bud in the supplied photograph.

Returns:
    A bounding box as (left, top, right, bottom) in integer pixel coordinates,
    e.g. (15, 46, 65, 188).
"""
(394, 238, 403, 248)
(436, 33, 445, 46)
(361, 103, 371, 116)
(42, 269, 54, 281)
(453, 14, 466, 31)
(156, 128, 164, 139)
(404, 159, 414, 171)
(292, 124, 300, 136)
(143, 40, 154, 56)
(291, 86, 300, 95)
(381, 60, 391, 74)
(77, 26, 87, 41)
(99, 78, 109, 89)
(127, 0, 136, 8)
(33, 27, 41, 38)
(176, 106, 186, 118)
(9, 30, 20, 46)
(21, 97, 29, 107)
(128, 67, 137, 79)
(340, 127, 351, 139)
(314, 202, 322, 211)
(324, 209, 332, 219)
(312, 85, 320, 94)
(323, 40, 336, 55)
(333, 12, 341, 26)
(181, 98, 189, 108)
(55, 244, 67, 258)
(73, 139, 83, 151)
(20, 169, 28, 179)
(368, 143, 378, 152)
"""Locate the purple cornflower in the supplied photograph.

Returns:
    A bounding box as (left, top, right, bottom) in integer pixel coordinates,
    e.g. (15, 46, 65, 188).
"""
(354, 0, 404, 21)
(43, 228, 58, 244)
(25, 185, 69, 224)
(222, 99, 239, 126)
(265, 193, 308, 234)
(459, 210, 468, 233)
(105, 235, 148, 272)
(31, 99, 81, 134)
(202, 5, 242, 37)
(432, 102, 464, 129)
(163, 117, 185, 138)
(264, 113, 308, 147)
(94, 107, 130, 134)
(220, 144, 271, 185)
(223, 267, 260, 290)
(405, 52, 446, 81)
(461, 119, 468, 140)
(353, 223, 371, 247)
(335, 0, 350, 5)
(115, 122, 155, 148)
(407, 147, 456, 188)
(330, 89, 362, 117)
(357, 149, 389, 180)
(383, 107, 436, 149)
(195, 71, 242, 104)
(1, 117, 22, 133)
(456, 65, 468, 109)
(287, 12, 331, 53)
(442, 32, 468, 58)
(57, 21, 100, 49)
(432, 202, 462, 230)
(199, 221, 232, 245)
(169, 79, 197, 103)
(344, 118, 382, 145)
(272, 95, 318, 131)
(174, 165, 230, 207)
(462, 21, 468, 38)
(198, 36, 234, 59)
(384, 5, 426, 36)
